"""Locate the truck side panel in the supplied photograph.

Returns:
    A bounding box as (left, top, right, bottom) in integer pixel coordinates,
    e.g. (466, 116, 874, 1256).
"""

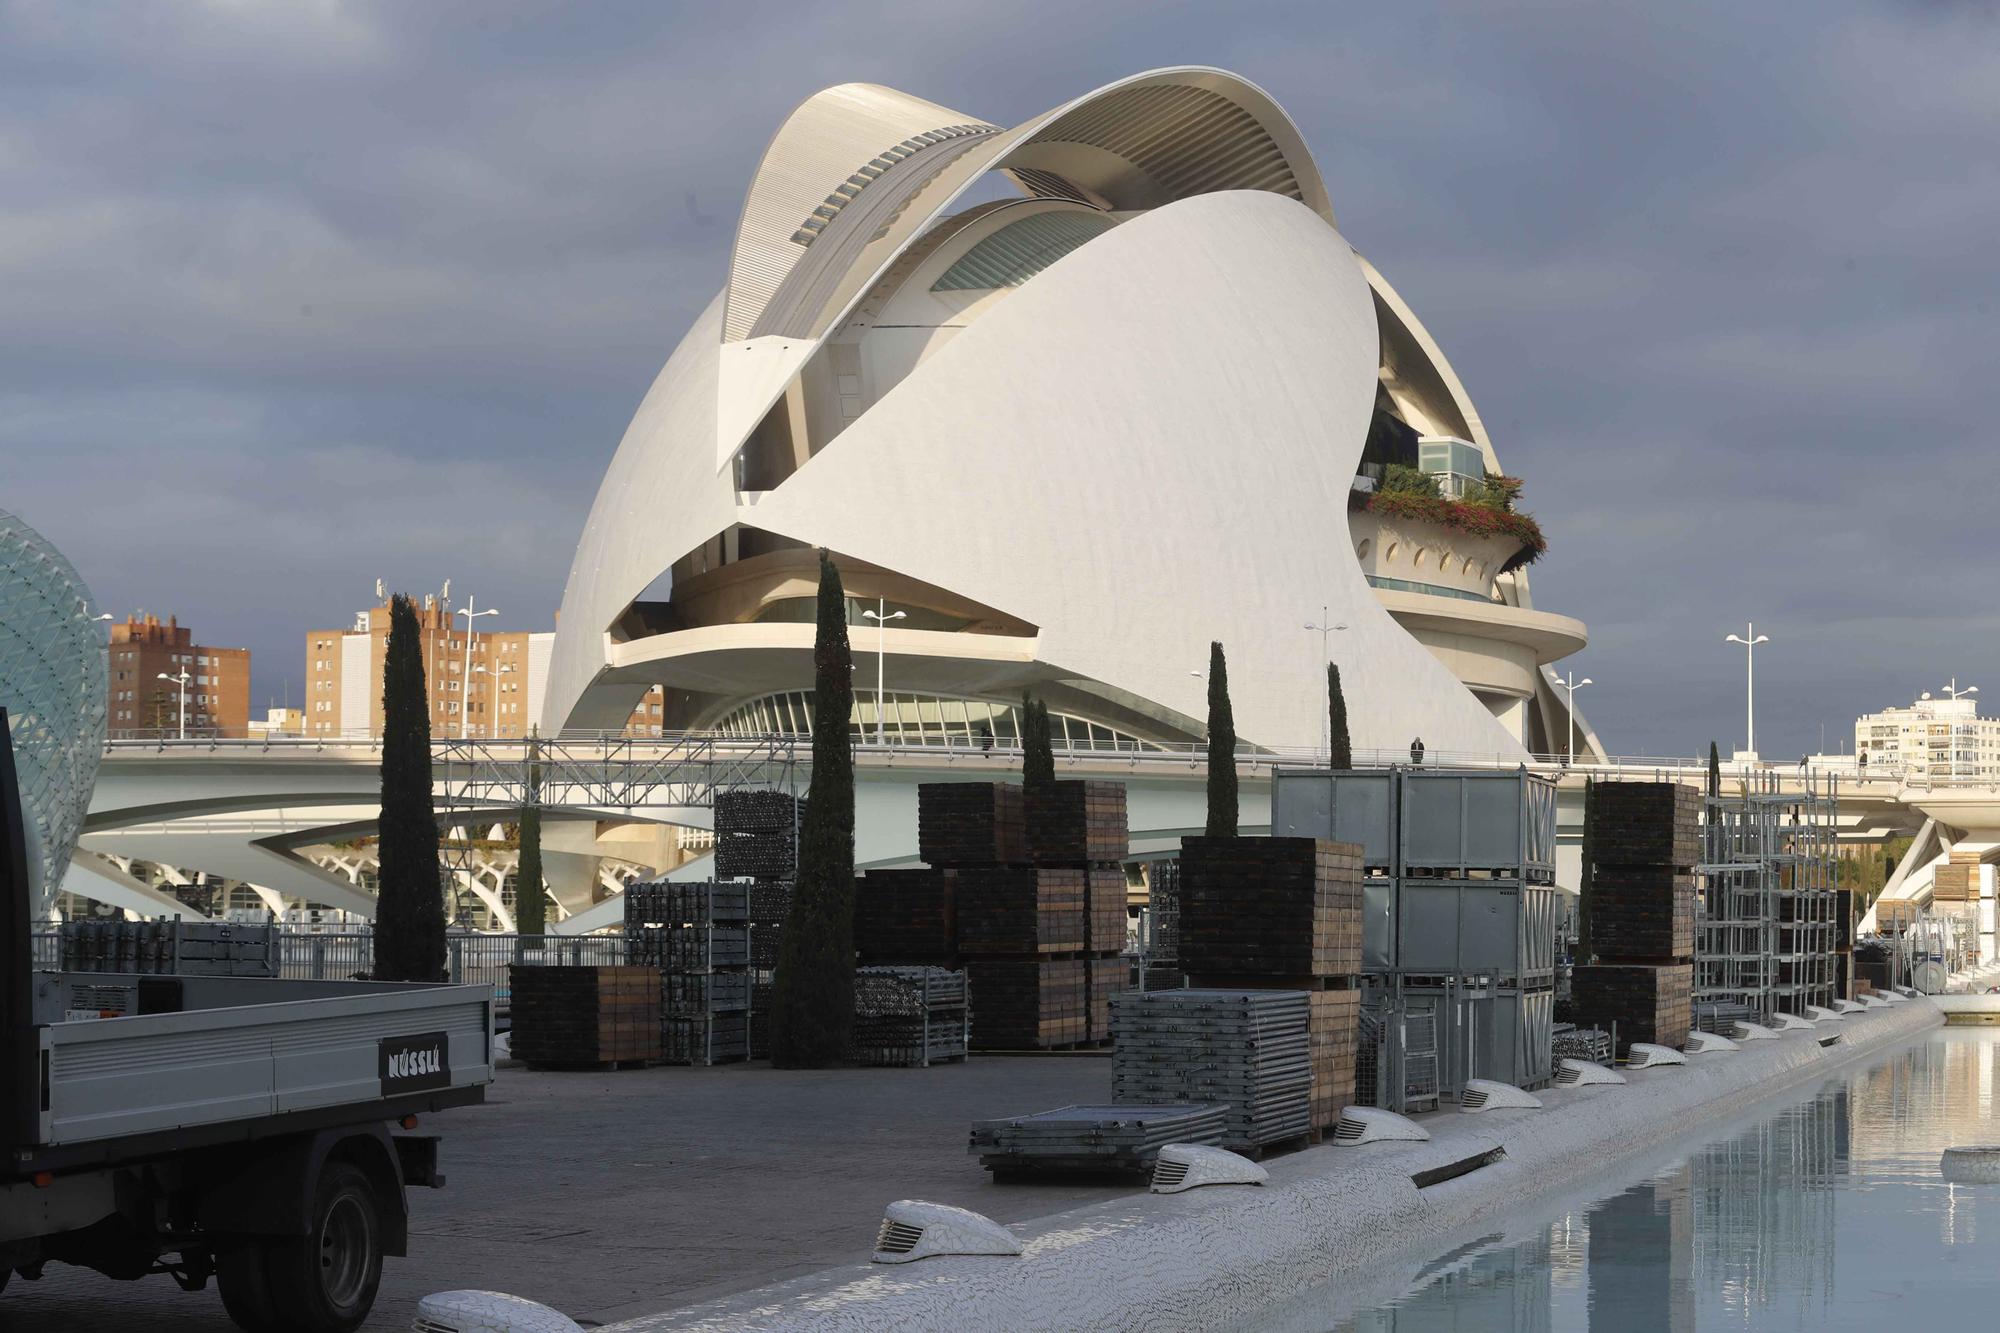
(41, 987, 490, 1147)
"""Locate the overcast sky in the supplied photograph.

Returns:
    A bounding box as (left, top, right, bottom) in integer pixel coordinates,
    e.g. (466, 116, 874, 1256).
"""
(6, 1, 1996, 758)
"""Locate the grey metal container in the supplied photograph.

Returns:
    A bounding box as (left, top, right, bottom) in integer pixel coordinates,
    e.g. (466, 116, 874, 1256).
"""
(1362, 880, 1396, 972)
(1271, 769, 1396, 866)
(1398, 771, 1556, 875)
(1396, 882, 1557, 978)
(1474, 988, 1554, 1089)
(1271, 767, 1556, 877)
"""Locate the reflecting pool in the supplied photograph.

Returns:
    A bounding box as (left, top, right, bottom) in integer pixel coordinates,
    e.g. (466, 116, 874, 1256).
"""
(1306, 1030, 2000, 1332)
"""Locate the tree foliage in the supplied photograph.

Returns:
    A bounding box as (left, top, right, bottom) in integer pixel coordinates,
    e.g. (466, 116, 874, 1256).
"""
(1022, 692, 1054, 791)
(1205, 642, 1237, 838)
(1327, 662, 1352, 770)
(771, 550, 857, 1067)
(1576, 777, 1595, 965)
(1378, 463, 1441, 498)
(1707, 741, 1721, 799)
(513, 736, 546, 935)
(375, 594, 446, 982)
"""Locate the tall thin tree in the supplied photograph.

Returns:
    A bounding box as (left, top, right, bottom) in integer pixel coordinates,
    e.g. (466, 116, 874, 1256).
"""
(1327, 662, 1352, 771)
(1022, 692, 1054, 791)
(1205, 642, 1237, 837)
(375, 594, 446, 981)
(514, 735, 546, 935)
(771, 550, 858, 1067)
(1707, 741, 1721, 799)
(1576, 776, 1595, 965)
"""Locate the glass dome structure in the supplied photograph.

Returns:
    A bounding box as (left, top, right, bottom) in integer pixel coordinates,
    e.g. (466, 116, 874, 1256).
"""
(0, 510, 106, 907)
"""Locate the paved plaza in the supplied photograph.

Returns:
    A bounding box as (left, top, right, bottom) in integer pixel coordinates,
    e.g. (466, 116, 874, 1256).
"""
(0, 1056, 1122, 1331)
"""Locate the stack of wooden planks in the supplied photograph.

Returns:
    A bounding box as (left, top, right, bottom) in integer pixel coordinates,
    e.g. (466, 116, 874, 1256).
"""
(1176, 835, 1365, 1135)
(510, 965, 662, 1067)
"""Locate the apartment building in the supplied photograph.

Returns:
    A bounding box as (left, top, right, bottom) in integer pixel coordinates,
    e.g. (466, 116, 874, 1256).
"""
(303, 597, 662, 738)
(1855, 693, 2000, 779)
(106, 614, 251, 737)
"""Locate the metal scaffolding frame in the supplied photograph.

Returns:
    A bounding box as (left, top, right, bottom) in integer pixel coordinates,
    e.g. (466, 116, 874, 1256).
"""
(434, 732, 800, 814)
(1696, 769, 1839, 1022)
(431, 732, 800, 922)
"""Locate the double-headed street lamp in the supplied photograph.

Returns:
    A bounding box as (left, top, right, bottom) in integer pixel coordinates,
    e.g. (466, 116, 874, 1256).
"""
(861, 600, 906, 746)
(1941, 677, 1979, 781)
(1558, 669, 1592, 765)
(456, 598, 499, 739)
(1303, 606, 1347, 761)
(156, 668, 191, 740)
(1724, 623, 1770, 757)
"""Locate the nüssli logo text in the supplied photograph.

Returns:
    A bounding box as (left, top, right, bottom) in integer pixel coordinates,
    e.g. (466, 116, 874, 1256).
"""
(386, 1046, 441, 1079)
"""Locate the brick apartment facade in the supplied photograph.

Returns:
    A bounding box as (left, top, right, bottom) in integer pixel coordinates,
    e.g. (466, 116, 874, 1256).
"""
(107, 614, 251, 737)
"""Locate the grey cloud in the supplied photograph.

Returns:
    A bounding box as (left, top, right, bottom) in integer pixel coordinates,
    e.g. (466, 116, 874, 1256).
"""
(6, 0, 1996, 755)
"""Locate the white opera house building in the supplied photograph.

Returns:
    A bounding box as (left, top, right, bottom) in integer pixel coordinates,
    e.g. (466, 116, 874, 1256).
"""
(544, 66, 1599, 812)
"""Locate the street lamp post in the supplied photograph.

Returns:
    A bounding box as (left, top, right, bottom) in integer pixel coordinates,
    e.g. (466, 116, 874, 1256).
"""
(1302, 605, 1347, 762)
(1559, 670, 1593, 765)
(455, 598, 500, 739)
(156, 669, 191, 740)
(1724, 623, 1770, 757)
(861, 600, 906, 746)
(1942, 678, 1979, 781)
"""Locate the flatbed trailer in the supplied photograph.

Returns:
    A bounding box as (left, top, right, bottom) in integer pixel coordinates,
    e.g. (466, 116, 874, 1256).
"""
(0, 710, 495, 1331)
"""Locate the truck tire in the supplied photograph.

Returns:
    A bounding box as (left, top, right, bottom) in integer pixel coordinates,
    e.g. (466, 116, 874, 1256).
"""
(216, 1244, 278, 1331)
(260, 1160, 383, 1333)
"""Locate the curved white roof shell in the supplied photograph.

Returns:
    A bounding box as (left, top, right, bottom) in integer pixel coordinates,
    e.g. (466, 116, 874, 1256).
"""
(549, 68, 1578, 759)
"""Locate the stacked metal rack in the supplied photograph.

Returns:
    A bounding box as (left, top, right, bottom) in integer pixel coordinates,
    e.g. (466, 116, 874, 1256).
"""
(851, 966, 969, 1067)
(747, 880, 791, 1059)
(59, 919, 278, 978)
(1696, 769, 1840, 1020)
(624, 881, 751, 1064)
(1133, 859, 1185, 991)
(1110, 989, 1313, 1151)
(1272, 767, 1558, 1108)
(970, 1103, 1227, 1178)
(713, 788, 801, 1060)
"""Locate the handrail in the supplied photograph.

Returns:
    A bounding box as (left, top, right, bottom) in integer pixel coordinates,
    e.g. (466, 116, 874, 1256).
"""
(99, 728, 1957, 783)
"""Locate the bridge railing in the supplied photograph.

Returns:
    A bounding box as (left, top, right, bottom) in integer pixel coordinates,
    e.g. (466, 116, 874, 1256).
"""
(101, 728, 1978, 790)
(31, 930, 623, 1009)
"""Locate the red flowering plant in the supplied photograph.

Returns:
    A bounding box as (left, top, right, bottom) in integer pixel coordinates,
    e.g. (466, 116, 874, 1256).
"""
(1351, 470, 1546, 572)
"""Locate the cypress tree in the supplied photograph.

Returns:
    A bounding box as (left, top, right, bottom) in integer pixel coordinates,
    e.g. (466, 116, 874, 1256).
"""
(1707, 741, 1721, 799)
(375, 594, 446, 981)
(1205, 641, 1237, 838)
(771, 550, 857, 1067)
(514, 736, 546, 935)
(1022, 692, 1054, 791)
(1327, 662, 1352, 771)
(1576, 776, 1595, 965)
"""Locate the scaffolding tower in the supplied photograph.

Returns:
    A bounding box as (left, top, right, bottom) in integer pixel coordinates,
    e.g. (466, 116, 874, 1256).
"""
(1696, 770, 1839, 1023)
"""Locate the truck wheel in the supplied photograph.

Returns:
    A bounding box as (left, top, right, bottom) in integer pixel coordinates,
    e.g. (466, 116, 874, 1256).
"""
(216, 1244, 278, 1331)
(260, 1161, 383, 1333)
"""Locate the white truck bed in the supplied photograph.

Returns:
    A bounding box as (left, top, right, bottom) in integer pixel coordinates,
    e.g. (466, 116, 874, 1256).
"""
(29, 974, 493, 1151)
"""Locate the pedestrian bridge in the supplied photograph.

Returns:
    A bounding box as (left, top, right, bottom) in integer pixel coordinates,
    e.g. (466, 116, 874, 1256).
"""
(73, 734, 1979, 933)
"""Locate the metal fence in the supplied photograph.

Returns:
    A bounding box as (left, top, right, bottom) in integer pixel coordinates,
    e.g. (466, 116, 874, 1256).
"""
(30, 930, 624, 1008)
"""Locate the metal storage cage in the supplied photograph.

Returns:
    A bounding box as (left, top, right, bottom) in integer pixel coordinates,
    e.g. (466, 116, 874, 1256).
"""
(1278, 766, 1559, 1104)
(1696, 770, 1840, 1020)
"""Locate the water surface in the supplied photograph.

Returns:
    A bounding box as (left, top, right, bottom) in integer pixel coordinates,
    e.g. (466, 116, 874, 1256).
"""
(1314, 1029, 2000, 1331)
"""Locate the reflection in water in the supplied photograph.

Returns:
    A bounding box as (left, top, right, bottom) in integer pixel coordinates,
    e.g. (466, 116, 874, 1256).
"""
(1322, 1032, 2000, 1332)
